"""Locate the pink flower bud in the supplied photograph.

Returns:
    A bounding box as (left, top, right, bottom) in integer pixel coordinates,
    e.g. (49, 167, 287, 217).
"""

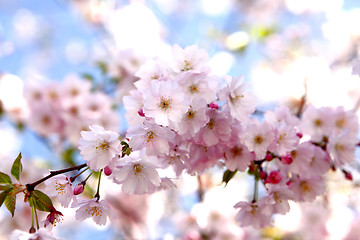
(29, 227, 36, 234)
(265, 153, 273, 162)
(104, 166, 113, 176)
(343, 170, 353, 181)
(73, 184, 84, 195)
(296, 132, 303, 138)
(208, 102, 219, 109)
(267, 171, 282, 184)
(259, 170, 267, 180)
(280, 155, 293, 165)
(138, 108, 145, 117)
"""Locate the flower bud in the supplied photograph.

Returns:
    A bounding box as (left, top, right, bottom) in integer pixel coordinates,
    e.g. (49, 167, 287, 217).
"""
(296, 132, 303, 138)
(265, 153, 273, 162)
(104, 166, 113, 176)
(267, 171, 282, 184)
(138, 107, 145, 117)
(29, 227, 36, 234)
(73, 184, 84, 195)
(343, 170, 353, 181)
(280, 155, 293, 165)
(208, 102, 219, 110)
(259, 170, 267, 180)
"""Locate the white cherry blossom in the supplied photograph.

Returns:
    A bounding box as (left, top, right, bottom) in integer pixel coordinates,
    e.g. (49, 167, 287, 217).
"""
(78, 125, 120, 171)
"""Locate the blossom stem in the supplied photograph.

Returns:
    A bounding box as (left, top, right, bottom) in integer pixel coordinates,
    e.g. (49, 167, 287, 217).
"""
(197, 175, 204, 202)
(253, 176, 259, 203)
(26, 163, 87, 192)
(83, 171, 93, 183)
(34, 205, 40, 229)
(30, 205, 35, 232)
(70, 167, 90, 183)
(94, 169, 103, 201)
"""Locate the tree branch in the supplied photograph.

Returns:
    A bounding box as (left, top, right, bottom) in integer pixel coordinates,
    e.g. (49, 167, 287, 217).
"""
(26, 163, 87, 192)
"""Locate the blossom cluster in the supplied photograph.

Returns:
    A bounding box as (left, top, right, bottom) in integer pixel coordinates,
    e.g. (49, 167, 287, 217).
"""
(74, 44, 360, 229)
(23, 75, 119, 145)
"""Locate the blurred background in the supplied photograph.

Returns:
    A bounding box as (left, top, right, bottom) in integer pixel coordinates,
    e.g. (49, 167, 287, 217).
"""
(1, 0, 360, 239)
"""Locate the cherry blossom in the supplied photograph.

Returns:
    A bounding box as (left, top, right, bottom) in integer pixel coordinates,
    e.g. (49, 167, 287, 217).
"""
(127, 120, 175, 156)
(9, 228, 60, 240)
(264, 185, 294, 215)
(176, 72, 218, 103)
(142, 80, 189, 127)
(171, 44, 210, 73)
(218, 76, 256, 122)
(288, 176, 324, 202)
(327, 131, 358, 167)
(193, 108, 232, 147)
(243, 119, 275, 160)
(224, 143, 254, 172)
(44, 174, 74, 208)
(111, 150, 162, 194)
(177, 97, 209, 140)
(75, 198, 114, 225)
(234, 199, 272, 229)
(78, 125, 120, 171)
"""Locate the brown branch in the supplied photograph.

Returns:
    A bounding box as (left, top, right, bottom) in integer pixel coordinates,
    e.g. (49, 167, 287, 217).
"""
(26, 163, 87, 192)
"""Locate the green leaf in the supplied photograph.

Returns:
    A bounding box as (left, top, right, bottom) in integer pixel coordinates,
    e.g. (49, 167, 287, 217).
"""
(11, 153, 23, 182)
(30, 190, 53, 212)
(96, 61, 108, 75)
(0, 172, 12, 184)
(4, 194, 16, 217)
(0, 183, 14, 191)
(83, 183, 95, 199)
(222, 169, 238, 187)
(81, 73, 94, 82)
(0, 189, 11, 207)
(61, 147, 76, 167)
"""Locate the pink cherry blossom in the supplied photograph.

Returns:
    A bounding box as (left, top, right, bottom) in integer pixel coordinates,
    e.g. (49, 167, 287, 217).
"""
(177, 97, 209, 140)
(9, 228, 59, 240)
(176, 72, 218, 103)
(43, 209, 63, 228)
(112, 151, 161, 194)
(300, 106, 333, 142)
(243, 119, 275, 160)
(327, 131, 357, 167)
(288, 176, 324, 202)
(286, 142, 314, 175)
(142, 80, 189, 127)
(193, 108, 232, 147)
(26, 103, 63, 137)
(264, 185, 294, 215)
(233, 198, 272, 229)
(273, 122, 299, 156)
(75, 198, 115, 225)
(134, 58, 171, 91)
(303, 145, 331, 177)
(332, 106, 358, 137)
(127, 120, 175, 156)
(123, 90, 145, 126)
(159, 143, 188, 176)
(171, 44, 210, 73)
(44, 174, 74, 207)
(62, 74, 91, 99)
(186, 143, 222, 175)
(264, 105, 300, 127)
(218, 76, 257, 122)
(78, 125, 120, 171)
(224, 143, 253, 171)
